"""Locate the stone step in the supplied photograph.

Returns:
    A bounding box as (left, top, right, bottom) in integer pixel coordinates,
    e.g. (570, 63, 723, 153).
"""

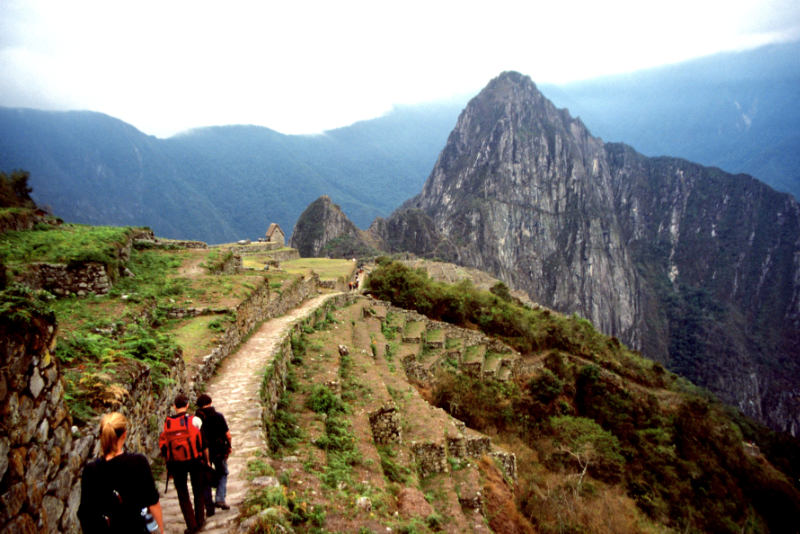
(482, 351, 504, 377)
(402, 320, 426, 343)
(424, 327, 445, 349)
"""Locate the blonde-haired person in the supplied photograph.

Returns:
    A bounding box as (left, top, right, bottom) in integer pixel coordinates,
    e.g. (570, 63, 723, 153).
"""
(78, 412, 164, 533)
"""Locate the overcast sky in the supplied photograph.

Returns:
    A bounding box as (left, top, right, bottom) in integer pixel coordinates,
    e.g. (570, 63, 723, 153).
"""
(1, 0, 799, 138)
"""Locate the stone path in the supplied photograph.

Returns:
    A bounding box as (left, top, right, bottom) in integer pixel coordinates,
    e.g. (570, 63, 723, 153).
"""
(158, 293, 338, 534)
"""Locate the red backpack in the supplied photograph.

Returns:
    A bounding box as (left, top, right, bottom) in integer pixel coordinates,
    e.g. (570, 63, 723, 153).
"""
(159, 413, 203, 462)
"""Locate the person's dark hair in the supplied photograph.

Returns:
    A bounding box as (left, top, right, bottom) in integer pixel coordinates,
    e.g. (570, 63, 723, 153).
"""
(197, 394, 212, 407)
(174, 393, 189, 408)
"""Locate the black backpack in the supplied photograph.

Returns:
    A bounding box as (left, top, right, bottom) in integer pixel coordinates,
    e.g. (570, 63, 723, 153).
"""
(78, 457, 145, 534)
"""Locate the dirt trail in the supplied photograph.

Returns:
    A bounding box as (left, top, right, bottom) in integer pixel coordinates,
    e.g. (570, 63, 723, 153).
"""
(158, 292, 339, 534)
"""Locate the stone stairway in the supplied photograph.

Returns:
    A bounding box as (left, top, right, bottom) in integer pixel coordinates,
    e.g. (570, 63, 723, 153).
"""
(156, 293, 338, 534)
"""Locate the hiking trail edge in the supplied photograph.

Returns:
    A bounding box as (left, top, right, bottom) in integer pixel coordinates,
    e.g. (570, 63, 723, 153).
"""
(158, 293, 339, 534)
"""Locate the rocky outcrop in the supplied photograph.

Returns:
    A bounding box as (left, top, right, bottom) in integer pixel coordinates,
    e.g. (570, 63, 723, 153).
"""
(290, 195, 378, 258)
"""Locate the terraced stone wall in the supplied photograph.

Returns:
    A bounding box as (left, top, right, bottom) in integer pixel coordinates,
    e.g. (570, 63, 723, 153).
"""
(20, 261, 112, 297)
(259, 293, 355, 446)
(0, 309, 68, 533)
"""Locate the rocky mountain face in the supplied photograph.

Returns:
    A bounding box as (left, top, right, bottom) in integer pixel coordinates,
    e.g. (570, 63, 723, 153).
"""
(290, 195, 378, 258)
(301, 72, 800, 435)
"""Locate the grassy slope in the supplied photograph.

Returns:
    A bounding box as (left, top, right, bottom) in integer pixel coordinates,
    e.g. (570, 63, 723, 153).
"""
(362, 259, 800, 534)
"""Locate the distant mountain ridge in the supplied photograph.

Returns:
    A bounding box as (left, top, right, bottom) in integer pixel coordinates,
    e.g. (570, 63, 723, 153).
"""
(0, 104, 463, 243)
(295, 72, 800, 435)
(542, 40, 800, 199)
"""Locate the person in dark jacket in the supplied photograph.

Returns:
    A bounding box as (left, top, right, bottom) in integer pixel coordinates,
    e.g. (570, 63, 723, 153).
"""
(78, 412, 164, 534)
(196, 394, 231, 511)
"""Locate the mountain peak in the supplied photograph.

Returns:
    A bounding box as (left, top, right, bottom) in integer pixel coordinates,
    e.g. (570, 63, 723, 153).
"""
(486, 70, 539, 92)
(471, 71, 548, 110)
(289, 195, 378, 258)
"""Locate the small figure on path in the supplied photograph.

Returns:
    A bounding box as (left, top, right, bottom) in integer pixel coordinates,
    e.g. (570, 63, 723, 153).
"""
(78, 412, 164, 533)
(159, 394, 208, 534)
(196, 393, 232, 511)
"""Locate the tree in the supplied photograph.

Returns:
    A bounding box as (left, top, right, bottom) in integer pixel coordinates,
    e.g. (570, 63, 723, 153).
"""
(0, 170, 35, 208)
(549, 415, 625, 493)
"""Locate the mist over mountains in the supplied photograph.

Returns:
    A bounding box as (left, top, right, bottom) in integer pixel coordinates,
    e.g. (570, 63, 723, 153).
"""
(0, 41, 798, 245)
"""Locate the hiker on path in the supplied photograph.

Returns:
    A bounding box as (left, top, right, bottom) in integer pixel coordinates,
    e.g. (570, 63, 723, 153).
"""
(159, 394, 208, 534)
(196, 394, 232, 512)
(78, 412, 164, 534)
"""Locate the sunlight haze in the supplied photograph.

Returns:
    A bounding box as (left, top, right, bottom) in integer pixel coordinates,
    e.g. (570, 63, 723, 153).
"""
(1, 0, 798, 137)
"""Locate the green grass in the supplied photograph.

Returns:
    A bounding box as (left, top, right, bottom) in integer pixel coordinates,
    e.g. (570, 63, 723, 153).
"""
(0, 223, 136, 276)
(445, 337, 462, 350)
(463, 344, 485, 364)
(402, 320, 425, 339)
(282, 257, 356, 281)
(170, 314, 228, 362)
(425, 328, 444, 343)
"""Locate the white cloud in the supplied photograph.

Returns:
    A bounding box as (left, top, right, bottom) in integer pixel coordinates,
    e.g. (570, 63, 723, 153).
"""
(1, 0, 798, 137)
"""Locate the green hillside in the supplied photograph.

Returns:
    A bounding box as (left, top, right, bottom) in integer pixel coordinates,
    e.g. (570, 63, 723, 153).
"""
(364, 259, 800, 533)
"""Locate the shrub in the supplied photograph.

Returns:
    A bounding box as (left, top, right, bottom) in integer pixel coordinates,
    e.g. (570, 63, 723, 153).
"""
(306, 385, 345, 415)
(529, 369, 564, 403)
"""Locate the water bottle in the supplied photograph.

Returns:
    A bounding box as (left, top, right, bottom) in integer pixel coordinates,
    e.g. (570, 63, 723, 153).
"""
(141, 507, 159, 532)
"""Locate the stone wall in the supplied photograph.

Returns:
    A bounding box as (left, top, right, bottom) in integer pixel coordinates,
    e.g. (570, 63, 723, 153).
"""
(259, 294, 353, 450)
(368, 404, 402, 445)
(228, 242, 282, 255)
(17, 228, 139, 299)
(21, 262, 111, 297)
(266, 249, 301, 263)
(135, 237, 208, 250)
(0, 310, 187, 533)
(0, 309, 67, 533)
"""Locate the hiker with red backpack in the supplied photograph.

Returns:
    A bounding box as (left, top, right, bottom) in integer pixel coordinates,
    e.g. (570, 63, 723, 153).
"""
(78, 412, 164, 534)
(159, 394, 209, 534)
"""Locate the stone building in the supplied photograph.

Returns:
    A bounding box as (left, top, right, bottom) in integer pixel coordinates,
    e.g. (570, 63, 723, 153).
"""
(266, 223, 285, 246)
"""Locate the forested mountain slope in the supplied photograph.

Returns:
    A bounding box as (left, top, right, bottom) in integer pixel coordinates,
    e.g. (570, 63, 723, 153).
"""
(0, 104, 461, 243)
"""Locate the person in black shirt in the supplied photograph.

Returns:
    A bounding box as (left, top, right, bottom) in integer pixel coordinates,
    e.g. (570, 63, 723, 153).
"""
(196, 394, 231, 511)
(78, 412, 164, 534)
